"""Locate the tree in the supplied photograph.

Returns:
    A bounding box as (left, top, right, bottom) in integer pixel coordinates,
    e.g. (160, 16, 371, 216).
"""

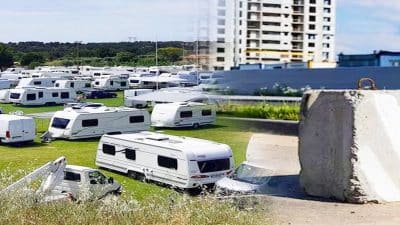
(0, 44, 14, 71)
(158, 47, 183, 63)
(20, 53, 45, 68)
(116, 51, 135, 63)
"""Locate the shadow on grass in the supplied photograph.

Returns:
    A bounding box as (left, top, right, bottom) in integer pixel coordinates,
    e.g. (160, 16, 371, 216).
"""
(1, 141, 48, 149)
(153, 124, 227, 132)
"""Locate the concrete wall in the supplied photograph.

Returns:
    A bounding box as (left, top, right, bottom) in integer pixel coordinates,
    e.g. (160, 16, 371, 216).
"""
(299, 90, 400, 203)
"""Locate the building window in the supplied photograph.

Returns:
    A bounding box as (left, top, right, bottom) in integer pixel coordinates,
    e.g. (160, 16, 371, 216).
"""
(217, 9, 225, 16)
(217, 48, 225, 53)
(27, 93, 36, 101)
(218, 0, 225, 7)
(129, 116, 145, 123)
(308, 42, 315, 47)
(323, 17, 331, 22)
(324, 0, 331, 5)
(309, 24, 316, 30)
(217, 28, 225, 34)
(61, 92, 70, 99)
(158, 156, 178, 170)
(323, 25, 331, 31)
(324, 8, 331, 13)
(180, 111, 193, 118)
(217, 57, 225, 62)
(217, 38, 225, 43)
(125, 149, 136, 160)
(102, 144, 116, 156)
(310, 0, 316, 3)
(218, 19, 225, 26)
(309, 7, 316, 13)
(308, 34, 316, 40)
(323, 43, 330, 48)
(309, 16, 316, 22)
(82, 119, 98, 127)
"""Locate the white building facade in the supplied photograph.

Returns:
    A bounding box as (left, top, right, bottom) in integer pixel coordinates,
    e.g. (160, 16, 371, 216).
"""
(208, 0, 336, 70)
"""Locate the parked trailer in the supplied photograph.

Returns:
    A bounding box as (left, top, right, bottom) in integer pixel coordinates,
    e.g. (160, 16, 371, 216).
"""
(96, 131, 235, 189)
(9, 87, 77, 106)
(47, 103, 150, 140)
(93, 77, 129, 91)
(54, 80, 92, 92)
(0, 89, 10, 103)
(0, 114, 36, 144)
(17, 77, 62, 88)
(124, 89, 153, 108)
(151, 102, 216, 128)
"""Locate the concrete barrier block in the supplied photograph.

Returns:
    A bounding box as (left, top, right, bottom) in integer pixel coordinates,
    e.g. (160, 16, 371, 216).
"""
(299, 90, 400, 203)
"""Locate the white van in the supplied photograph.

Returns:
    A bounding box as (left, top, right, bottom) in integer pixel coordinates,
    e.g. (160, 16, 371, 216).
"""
(151, 102, 216, 128)
(0, 114, 36, 144)
(95, 131, 235, 189)
(47, 103, 150, 140)
(17, 77, 61, 88)
(93, 77, 128, 91)
(9, 87, 77, 106)
(55, 80, 92, 92)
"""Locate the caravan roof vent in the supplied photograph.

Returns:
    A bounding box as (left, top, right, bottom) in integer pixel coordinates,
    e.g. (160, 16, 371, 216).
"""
(146, 135, 169, 141)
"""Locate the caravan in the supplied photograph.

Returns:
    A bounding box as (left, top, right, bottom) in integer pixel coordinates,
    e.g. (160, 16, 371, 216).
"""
(9, 87, 76, 106)
(17, 77, 61, 88)
(47, 103, 150, 140)
(151, 102, 216, 128)
(0, 114, 36, 144)
(95, 131, 234, 189)
(93, 77, 129, 91)
(55, 80, 92, 92)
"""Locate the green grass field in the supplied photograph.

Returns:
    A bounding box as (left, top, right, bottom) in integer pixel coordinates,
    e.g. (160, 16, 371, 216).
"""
(0, 93, 252, 199)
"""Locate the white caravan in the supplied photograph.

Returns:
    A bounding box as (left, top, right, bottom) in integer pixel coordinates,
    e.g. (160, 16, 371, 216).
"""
(2, 157, 122, 202)
(0, 89, 11, 103)
(9, 87, 77, 106)
(47, 103, 150, 140)
(95, 132, 235, 189)
(0, 114, 36, 144)
(17, 77, 61, 88)
(151, 102, 216, 128)
(124, 89, 153, 108)
(93, 77, 129, 91)
(55, 80, 92, 92)
(0, 79, 18, 89)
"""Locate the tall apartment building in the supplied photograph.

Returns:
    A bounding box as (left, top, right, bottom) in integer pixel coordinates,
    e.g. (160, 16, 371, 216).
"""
(208, 0, 336, 70)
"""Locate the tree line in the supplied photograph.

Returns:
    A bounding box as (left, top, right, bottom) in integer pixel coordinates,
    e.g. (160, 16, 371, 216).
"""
(0, 41, 195, 71)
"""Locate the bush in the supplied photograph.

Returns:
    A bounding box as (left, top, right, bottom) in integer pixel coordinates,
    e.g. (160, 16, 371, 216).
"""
(218, 104, 300, 121)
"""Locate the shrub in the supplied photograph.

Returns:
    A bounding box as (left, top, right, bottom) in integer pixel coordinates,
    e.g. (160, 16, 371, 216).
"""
(217, 104, 300, 121)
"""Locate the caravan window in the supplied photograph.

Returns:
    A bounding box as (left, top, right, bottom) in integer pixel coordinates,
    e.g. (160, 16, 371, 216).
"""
(10, 93, 20, 99)
(38, 92, 43, 98)
(129, 116, 145, 123)
(70, 82, 75, 88)
(27, 93, 36, 101)
(82, 119, 98, 127)
(180, 111, 193, 118)
(85, 83, 91, 88)
(158, 156, 178, 170)
(202, 109, 212, 116)
(130, 80, 139, 84)
(197, 158, 230, 173)
(125, 149, 136, 160)
(33, 81, 42, 85)
(51, 118, 70, 129)
(61, 92, 70, 99)
(102, 144, 116, 155)
(64, 171, 81, 182)
(52, 92, 59, 97)
(110, 81, 114, 86)
(120, 81, 127, 87)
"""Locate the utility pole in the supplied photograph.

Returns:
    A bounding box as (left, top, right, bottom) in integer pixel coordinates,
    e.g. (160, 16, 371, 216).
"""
(75, 41, 82, 71)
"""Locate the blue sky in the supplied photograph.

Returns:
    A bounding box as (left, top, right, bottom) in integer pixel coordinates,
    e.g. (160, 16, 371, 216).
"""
(0, 0, 399, 54)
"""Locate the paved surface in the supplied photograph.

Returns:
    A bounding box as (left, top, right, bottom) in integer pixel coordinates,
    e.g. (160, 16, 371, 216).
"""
(247, 133, 400, 225)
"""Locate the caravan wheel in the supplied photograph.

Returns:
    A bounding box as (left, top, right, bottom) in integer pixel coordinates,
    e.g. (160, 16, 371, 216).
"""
(128, 170, 146, 182)
(193, 123, 200, 129)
